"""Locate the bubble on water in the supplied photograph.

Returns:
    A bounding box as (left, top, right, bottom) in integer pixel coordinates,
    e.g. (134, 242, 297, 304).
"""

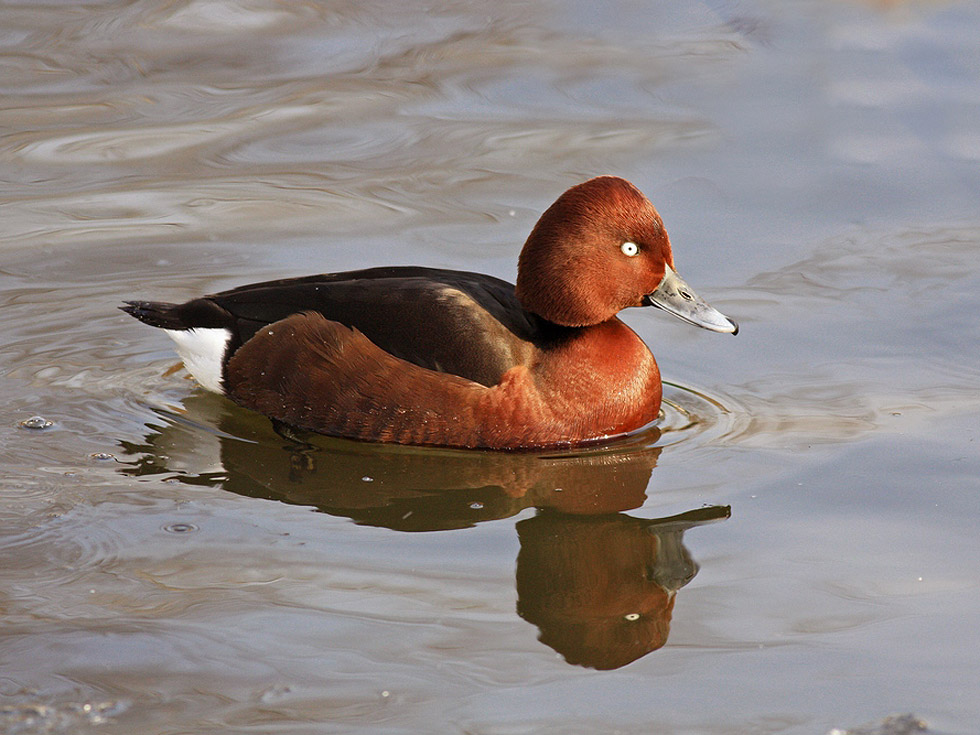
(163, 522, 199, 534)
(361, 476, 374, 482)
(90, 452, 116, 461)
(19, 415, 54, 430)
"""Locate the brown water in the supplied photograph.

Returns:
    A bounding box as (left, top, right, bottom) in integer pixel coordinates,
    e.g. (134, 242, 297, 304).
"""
(2, 1, 979, 733)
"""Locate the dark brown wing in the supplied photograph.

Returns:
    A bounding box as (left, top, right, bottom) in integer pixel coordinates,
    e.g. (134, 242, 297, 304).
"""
(127, 267, 565, 388)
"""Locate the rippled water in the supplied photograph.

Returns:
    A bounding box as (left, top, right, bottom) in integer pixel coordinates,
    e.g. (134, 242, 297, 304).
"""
(2, 1, 979, 734)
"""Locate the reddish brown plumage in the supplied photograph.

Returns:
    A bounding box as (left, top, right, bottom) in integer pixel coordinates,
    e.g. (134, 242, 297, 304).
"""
(226, 312, 661, 450)
(219, 177, 673, 448)
(516, 176, 673, 326)
(126, 175, 735, 450)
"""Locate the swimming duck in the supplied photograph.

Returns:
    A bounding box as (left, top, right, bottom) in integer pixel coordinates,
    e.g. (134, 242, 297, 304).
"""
(122, 176, 736, 450)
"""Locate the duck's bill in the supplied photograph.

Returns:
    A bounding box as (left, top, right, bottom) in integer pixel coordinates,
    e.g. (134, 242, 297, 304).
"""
(642, 264, 739, 334)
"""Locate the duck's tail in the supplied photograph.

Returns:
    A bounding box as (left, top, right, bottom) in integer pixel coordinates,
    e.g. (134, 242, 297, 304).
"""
(119, 300, 185, 329)
(121, 299, 235, 394)
(120, 298, 236, 331)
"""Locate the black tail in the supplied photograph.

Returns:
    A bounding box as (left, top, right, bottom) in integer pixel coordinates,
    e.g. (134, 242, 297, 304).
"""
(121, 297, 241, 333)
(119, 301, 185, 329)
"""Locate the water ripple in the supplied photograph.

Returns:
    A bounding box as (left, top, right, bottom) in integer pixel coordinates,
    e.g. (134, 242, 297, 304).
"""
(0, 699, 129, 735)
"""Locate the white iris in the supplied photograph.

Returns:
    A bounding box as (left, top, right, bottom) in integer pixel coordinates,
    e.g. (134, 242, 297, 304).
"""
(621, 241, 639, 257)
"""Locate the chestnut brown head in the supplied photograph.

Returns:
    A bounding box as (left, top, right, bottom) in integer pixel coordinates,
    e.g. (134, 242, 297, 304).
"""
(516, 177, 675, 327)
(516, 176, 737, 334)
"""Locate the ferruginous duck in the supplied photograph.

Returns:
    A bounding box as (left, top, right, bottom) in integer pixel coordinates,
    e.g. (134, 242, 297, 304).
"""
(121, 176, 737, 450)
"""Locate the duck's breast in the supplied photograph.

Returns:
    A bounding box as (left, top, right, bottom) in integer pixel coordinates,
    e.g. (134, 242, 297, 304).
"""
(477, 319, 663, 446)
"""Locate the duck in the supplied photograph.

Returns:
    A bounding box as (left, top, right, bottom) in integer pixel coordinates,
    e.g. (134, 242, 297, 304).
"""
(121, 176, 737, 450)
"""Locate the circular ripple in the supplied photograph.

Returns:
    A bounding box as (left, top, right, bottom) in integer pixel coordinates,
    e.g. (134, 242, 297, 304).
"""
(655, 381, 742, 451)
(163, 522, 199, 534)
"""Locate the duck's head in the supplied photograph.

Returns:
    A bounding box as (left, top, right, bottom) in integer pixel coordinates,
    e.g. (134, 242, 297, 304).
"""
(516, 176, 737, 334)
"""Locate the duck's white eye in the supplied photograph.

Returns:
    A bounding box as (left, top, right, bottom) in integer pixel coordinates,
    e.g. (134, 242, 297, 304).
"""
(624, 613, 641, 622)
(621, 241, 639, 257)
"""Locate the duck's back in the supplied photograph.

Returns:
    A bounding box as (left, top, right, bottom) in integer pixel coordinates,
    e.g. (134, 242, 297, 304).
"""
(126, 266, 552, 388)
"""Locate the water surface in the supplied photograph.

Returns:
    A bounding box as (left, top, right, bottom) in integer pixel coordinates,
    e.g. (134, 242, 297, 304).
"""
(2, 1, 979, 733)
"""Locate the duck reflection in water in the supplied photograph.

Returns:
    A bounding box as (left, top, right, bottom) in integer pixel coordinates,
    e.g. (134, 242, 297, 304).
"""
(516, 508, 725, 670)
(120, 393, 729, 669)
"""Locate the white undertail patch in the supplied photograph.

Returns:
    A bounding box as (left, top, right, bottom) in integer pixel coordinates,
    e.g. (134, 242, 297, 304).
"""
(164, 327, 231, 394)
